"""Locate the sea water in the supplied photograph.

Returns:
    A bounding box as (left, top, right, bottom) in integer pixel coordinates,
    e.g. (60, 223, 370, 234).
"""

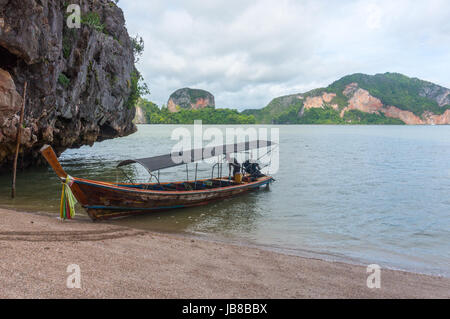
(0, 125, 449, 276)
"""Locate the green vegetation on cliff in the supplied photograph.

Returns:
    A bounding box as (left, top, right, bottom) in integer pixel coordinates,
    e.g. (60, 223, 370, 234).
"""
(135, 73, 450, 125)
(246, 72, 450, 124)
(136, 98, 255, 124)
(243, 94, 304, 124)
(188, 88, 211, 102)
(271, 106, 404, 124)
(327, 73, 450, 116)
(341, 110, 404, 125)
(168, 88, 215, 110)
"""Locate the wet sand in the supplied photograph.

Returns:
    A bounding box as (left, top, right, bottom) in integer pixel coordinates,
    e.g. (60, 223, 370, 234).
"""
(0, 208, 448, 298)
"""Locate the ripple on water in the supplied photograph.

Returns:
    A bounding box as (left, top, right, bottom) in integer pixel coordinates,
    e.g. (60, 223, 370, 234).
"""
(0, 125, 449, 276)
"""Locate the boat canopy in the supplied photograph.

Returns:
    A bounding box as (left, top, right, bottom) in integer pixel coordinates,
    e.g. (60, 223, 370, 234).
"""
(117, 140, 275, 172)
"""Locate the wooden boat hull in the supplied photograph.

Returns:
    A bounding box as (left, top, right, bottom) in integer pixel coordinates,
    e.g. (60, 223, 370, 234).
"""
(70, 176, 273, 220)
(39, 144, 274, 221)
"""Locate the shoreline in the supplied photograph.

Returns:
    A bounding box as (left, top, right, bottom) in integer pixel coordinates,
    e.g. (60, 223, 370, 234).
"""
(18, 206, 446, 279)
(0, 208, 449, 298)
(159, 227, 450, 279)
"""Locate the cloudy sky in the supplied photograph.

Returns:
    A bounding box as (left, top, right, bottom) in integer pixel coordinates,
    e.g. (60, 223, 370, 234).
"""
(119, 0, 450, 110)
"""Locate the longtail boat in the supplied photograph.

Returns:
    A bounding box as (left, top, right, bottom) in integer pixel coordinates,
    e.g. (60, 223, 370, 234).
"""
(40, 141, 275, 221)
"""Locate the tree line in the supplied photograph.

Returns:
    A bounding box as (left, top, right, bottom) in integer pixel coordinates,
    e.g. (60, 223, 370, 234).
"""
(136, 98, 256, 124)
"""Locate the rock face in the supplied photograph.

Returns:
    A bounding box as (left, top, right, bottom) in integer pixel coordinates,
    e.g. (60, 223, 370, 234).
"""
(422, 109, 450, 124)
(248, 73, 450, 124)
(297, 82, 450, 125)
(339, 83, 385, 117)
(304, 92, 338, 110)
(340, 83, 449, 124)
(167, 88, 214, 112)
(345, 85, 384, 113)
(133, 105, 146, 124)
(420, 83, 450, 107)
(0, 69, 25, 161)
(382, 106, 423, 124)
(0, 0, 137, 170)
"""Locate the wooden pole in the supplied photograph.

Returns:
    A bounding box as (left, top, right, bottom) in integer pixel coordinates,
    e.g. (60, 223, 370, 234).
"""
(11, 81, 27, 198)
(194, 163, 198, 189)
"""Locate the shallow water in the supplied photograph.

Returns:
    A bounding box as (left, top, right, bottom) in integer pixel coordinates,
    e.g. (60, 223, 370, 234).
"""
(0, 125, 449, 276)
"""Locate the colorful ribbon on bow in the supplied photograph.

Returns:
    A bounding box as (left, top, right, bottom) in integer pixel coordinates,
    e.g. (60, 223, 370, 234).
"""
(60, 175, 77, 219)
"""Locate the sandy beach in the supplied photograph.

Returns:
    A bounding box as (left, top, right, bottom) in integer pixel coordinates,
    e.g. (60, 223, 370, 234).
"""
(0, 208, 448, 299)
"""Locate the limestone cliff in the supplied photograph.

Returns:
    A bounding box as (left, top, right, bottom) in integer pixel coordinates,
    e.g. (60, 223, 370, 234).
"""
(245, 73, 450, 124)
(339, 83, 426, 124)
(133, 105, 147, 124)
(0, 0, 137, 170)
(167, 88, 214, 112)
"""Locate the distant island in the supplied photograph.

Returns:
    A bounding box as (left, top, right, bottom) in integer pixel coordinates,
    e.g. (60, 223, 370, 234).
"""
(135, 73, 450, 125)
(134, 88, 256, 124)
(244, 72, 450, 125)
(167, 87, 215, 112)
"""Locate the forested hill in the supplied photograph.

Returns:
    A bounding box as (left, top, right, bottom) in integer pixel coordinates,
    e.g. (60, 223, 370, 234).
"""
(134, 99, 255, 124)
(243, 73, 450, 125)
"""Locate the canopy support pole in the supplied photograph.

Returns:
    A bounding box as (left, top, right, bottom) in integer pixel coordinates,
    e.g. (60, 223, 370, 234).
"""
(119, 167, 136, 185)
(217, 156, 220, 179)
(219, 156, 223, 186)
(194, 163, 198, 189)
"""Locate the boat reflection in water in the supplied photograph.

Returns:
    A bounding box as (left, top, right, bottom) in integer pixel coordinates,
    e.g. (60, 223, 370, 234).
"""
(111, 187, 268, 236)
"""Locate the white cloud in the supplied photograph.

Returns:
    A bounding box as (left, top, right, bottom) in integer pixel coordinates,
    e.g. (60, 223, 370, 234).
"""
(366, 3, 382, 30)
(119, 0, 450, 110)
